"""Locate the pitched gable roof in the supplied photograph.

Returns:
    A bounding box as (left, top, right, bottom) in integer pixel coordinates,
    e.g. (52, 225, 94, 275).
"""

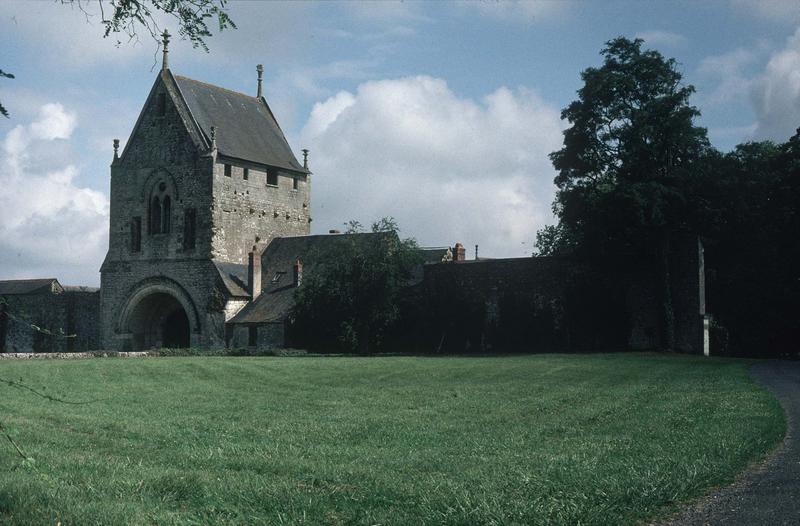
(213, 261, 250, 298)
(229, 233, 390, 324)
(173, 75, 306, 174)
(0, 278, 63, 295)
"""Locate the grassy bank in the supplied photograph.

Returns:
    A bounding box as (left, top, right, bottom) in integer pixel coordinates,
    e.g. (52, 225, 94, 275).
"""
(0, 353, 784, 525)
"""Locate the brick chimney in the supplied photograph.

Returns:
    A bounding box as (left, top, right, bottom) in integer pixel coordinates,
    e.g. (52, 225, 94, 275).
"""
(293, 259, 303, 287)
(248, 245, 261, 300)
(453, 242, 466, 261)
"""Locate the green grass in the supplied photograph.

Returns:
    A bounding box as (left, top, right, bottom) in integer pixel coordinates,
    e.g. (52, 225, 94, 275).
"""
(0, 353, 785, 525)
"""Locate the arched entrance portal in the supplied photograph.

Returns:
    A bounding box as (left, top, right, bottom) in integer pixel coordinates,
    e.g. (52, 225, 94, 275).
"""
(127, 292, 191, 350)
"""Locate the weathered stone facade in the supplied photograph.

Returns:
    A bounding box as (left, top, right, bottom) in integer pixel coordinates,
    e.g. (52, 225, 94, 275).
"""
(100, 67, 310, 351)
(0, 280, 100, 353)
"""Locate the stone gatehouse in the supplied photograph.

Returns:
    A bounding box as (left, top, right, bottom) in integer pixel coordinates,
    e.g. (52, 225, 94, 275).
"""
(0, 37, 709, 355)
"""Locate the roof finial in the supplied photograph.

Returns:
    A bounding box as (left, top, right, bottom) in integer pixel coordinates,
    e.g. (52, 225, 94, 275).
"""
(302, 149, 309, 170)
(161, 29, 171, 71)
(256, 64, 264, 98)
(210, 125, 217, 150)
(113, 138, 120, 160)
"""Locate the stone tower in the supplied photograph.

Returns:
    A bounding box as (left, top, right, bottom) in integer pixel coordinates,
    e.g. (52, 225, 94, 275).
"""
(100, 36, 310, 351)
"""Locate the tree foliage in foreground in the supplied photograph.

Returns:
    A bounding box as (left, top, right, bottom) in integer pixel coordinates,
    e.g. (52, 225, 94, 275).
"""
(546, 37, 710, 257)
(539, 36, 800, 357)
(542, 37, 711, 350)
(291, 218, 422, 354)
(695, 138, 800, 356)
(1, 0, 235, 118)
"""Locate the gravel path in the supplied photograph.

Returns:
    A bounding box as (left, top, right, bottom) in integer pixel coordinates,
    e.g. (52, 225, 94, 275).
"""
(662, 360, 800, 525)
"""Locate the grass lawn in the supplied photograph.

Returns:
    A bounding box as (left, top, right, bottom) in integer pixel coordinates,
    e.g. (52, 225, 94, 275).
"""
(0, 353, 785, 525)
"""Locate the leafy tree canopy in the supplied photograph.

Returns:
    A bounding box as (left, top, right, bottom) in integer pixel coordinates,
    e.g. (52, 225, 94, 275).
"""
(542, 37, 710, 257)
(292, 218, 422, 354)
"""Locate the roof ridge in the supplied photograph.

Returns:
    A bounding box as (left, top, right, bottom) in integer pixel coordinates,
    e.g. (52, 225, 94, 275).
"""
(173, 74, 259, 100)
(0, 278, 58, 283)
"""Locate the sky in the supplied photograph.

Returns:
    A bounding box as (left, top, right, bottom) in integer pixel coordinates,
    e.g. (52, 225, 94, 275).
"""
(1, 0, 799, 286)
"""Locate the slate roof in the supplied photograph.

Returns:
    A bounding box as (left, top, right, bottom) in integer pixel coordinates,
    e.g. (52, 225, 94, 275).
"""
(213, 262, 250, 298)
(173, 75, 306, 174)
(0, 279, 62, 295)
(229, 233, 391, 324)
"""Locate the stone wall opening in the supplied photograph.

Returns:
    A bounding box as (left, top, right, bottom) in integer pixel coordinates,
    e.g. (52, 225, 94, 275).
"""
(127, 292, 190, 350)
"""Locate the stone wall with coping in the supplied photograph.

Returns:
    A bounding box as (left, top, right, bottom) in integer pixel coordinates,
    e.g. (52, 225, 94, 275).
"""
(0, 288, 99, 353)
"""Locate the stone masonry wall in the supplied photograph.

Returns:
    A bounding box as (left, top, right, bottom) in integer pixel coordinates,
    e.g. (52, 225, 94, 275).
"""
(417, 252, 710, 353)
(102, 73, 225, 350)
(211, 159, 310, 264)
(101, 72, 310, 350)
(420, 257, 635, 353)
(100, 259, 229, 351)
(417, 241, 705, 354)
(0, 289, 99, 353)
(105, 73, 214, 266)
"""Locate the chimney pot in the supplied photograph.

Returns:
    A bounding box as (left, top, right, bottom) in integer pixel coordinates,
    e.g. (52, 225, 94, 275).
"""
(453, 242, 465, 262)
(293, 259, 303, 287)
(248, 245, 262, 301)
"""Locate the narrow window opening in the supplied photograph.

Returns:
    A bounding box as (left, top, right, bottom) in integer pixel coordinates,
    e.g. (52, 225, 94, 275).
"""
(157, 93, 166, 116)
(150, 196, 162, 234)
(183, 208, 197, 250)
(248, 326, 258, 347)
(131, 216, 142, 252)
(293, 177, 299, 190)
(162, 196, 171, 234)
(243, 168, 249, 180)
(224, 164, 232, 177)
(267, 169, 278, 186)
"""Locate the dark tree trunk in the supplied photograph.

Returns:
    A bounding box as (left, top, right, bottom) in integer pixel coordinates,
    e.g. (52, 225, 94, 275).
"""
(658, 229, 676, 351)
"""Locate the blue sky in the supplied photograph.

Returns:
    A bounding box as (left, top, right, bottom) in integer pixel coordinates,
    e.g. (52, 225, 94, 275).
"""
(1, 0, 799, 285)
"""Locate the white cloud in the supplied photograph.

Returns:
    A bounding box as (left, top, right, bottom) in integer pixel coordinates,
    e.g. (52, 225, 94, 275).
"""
(0, 103, 108, 285)
(301, 76, 564, 258)
(635, 30, 688, 49)
(751, 28, 800, 141)
(697, 47, 758, 106)
(0, 1, 159, 68)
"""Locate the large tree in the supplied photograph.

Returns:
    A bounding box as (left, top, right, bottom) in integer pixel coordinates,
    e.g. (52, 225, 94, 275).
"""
(1, 0, 235, 118)
(695, 137, 800, 356)
(542, 37, 711, 349)
(291, 218, 422, 354)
